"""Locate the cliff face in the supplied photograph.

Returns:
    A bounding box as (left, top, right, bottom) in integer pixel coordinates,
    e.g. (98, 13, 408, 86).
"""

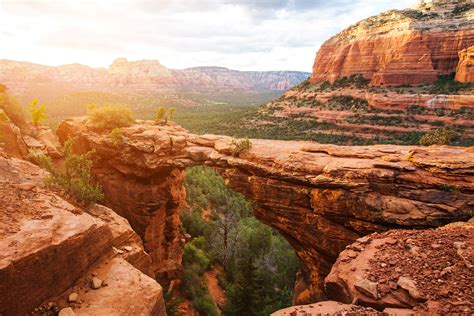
(310, 3, 474, 86)
(456, 46, 474, 82)
(57, 118, 474, 304)
(256, 2, 473, 146)
(0, 58, 309, 93)
(0, 154, 165, 316)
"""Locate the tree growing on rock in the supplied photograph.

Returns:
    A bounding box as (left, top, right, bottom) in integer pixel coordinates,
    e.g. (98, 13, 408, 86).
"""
(28, 99, 48, 126)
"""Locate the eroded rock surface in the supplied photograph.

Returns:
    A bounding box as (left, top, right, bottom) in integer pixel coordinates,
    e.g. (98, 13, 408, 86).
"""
(310, 2, 474, 86)
(57, 118, 474, 304)
(0, 153, 164, 316)
(325, 221, 473, 314)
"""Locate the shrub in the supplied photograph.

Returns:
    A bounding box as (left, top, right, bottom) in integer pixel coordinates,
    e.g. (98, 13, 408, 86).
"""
(419, 127, 459, 146)
(430, 74, 473, 94)
(28, 99, 47, 126)
(87, 104, 134, 131)
(29, 138, 104, 204)
(155, 107, 166, 123)
(109, 128, 124, 146)
(230, 137, 252, 157)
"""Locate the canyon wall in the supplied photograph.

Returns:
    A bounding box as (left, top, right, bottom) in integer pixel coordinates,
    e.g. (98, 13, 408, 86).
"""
(310, 3, 474, 86)
(57, 118, 474, 304)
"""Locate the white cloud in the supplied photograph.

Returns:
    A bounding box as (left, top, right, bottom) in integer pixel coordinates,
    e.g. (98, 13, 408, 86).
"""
(0, 0, 416, 71)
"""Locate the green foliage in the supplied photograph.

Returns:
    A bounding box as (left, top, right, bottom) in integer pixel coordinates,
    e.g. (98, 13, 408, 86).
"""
(29, 138, 104, 204)
(180, 166, 299, 315)
(453, 4, 473, 15)
(181, 208, 208, 238)
(430, 74, 473, 94)
(332, 74, 370, 89)
(155, 107, 166, 123)
(109, 128, 124, 146)
(28, 99, 48, 126)
(155, 106, 176, 124)
(87, 104, 134, 131)
(419, 127, 459, 146)
(230, 137, 252, 157)
(182, 236, 218, 316)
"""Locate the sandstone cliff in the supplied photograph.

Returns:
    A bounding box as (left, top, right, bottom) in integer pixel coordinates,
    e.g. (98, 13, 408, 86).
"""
(0, 154, 165, 316)
(255, 1, 473, 146)
(310, 2, 474, 86)
(57, 118, 474, 305)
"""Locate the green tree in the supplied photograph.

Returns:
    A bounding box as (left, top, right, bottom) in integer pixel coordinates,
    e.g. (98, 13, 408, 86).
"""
(419, 127, 459, 146)
(28, 99, 48, 126)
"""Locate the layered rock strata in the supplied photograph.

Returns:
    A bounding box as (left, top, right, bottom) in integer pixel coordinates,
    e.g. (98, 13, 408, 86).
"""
(310, 2, 474, 86)
(57, 118, 474, 304)
(456, 46, 474, 83)
(0, 153, 164, 315)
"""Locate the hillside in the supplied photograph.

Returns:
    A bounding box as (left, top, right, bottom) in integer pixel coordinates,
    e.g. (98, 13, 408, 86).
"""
(0, 58, 309, 99)
(232, 1, 474, 146)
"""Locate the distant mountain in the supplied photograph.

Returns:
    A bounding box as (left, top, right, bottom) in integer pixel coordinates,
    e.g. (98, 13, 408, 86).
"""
(0, 58, 310, 95)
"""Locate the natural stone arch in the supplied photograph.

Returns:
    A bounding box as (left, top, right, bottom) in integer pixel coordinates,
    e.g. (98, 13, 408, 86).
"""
(57, 118, 474, 304)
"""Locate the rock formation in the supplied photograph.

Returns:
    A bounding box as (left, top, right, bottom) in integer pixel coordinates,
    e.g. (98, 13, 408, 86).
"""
(456, 46, 474, 83)
(310, 1, 474, 86)
(273, 220, 473, 314)
(256, 1, 473, 146)
(0, 58, 309, 95)
(0, 154, 165, 316)
(57, 117, 474, 305)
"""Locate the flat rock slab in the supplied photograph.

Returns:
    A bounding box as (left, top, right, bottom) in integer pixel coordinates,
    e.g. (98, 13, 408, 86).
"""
(68, 258, 165, 316)
(271, 300, 382, 315)
(0, 157, 114, 316)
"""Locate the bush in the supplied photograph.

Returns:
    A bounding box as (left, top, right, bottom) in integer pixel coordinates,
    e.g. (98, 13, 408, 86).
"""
(230, 137, 252, 157)
(155, 107, 166, 123)
(419, 127, 459, 146)
(29, 138, 104, 204)
(28, 99, 47, 126)
(87, 104, 134, 131)
(430, 74, 473, 94)
(109, 128, 124, 146)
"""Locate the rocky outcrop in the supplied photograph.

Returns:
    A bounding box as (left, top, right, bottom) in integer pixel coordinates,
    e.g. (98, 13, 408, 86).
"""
(271, 301, 382, 316)
(57, 118, 474, 304)
(324, 221, 473, 314)
(0, 153, 164, 315)
(0, 58, 309, 93)
(310, 2, 474, 86)
(456, 46, 474, 83)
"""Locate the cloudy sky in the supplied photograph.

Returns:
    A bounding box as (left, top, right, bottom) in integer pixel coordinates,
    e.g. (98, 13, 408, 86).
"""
(0, 0, 415, 71)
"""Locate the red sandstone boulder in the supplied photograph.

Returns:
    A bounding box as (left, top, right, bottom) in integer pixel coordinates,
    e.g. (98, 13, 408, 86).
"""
(455, 46, 474, 83)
